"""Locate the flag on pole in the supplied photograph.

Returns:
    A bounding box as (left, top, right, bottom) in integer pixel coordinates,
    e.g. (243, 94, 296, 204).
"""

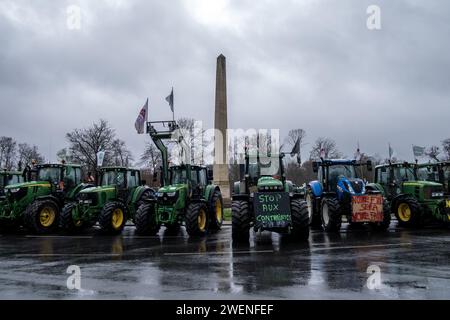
(97, 151, 105, 167)
(413, 145, 425, 158)
(320, 148, 326, 159)
(290, 138, 301, 164)
(134, 98, 148, 134)
(388, 143, 393, 160)
(354, 142, 361, 161)
(165, 88, 174, 113)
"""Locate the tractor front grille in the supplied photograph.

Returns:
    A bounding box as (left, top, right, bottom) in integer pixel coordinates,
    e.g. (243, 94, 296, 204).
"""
(78, 193, 98, 206)
(350, 181, 363, 194)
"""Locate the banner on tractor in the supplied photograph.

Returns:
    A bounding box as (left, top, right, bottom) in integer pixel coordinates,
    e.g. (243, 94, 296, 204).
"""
(351, 195, 383, 223)
(254, 192, 291, 229)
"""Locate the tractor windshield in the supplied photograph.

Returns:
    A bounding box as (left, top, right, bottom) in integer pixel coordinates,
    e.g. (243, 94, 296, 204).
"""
(328, 165, 357, 180)
(5, 174, 23, 186)
(101, 171, 126, 187)
(393, 167, 416, 182)
(417, 166, 439, 182)
(247, 156, 282, 178)
(37, 167, 62, 184)
(170, 167, 187, 184)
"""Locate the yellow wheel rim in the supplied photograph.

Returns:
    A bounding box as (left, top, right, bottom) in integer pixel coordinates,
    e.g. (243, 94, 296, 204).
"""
(215, 199, 223, 223)
(112, 208, 124, 230)
(398, 203, 411, 222)
(198, 208, 207, 231)
(39, 206, 56, 227)
(74, 220, 83, 227)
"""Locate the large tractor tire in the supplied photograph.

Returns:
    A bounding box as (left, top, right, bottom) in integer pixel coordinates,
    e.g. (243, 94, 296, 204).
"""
(135, 202, 159, 236)
(290, 199, 310, 241)
(395, 196, 422, 227)
(60, 202, 86, 234)
(132, 189, 155, 224)
(232, 200, 252, 242)
(370, 200, 391, 231)
(99, 201, 127, 235)
(209, 189, 224, 230)
(320, 197, 342, 232)
(306, 188, 322, 229)
(24, 199, 60, 234)
(185, 202, 209, 236)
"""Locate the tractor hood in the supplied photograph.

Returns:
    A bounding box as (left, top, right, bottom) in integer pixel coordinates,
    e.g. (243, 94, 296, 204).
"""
(157, 184, 186, 194)
(337, 177, 365, 195)
(79, 185, 116, 194)
(404, 181, 442, 187)
(256, 176, 283, 191)
(5, 180, 51, 190)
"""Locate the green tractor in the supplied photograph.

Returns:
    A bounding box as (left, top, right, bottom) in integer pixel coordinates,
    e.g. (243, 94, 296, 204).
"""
(61, 167, 154, 235)
(417, 161, 450, 195)
(368, 162, 450, 226)
(0, 170, 24, 199)
(0, 163, 88, 233)
(231, 151, 310, 242)
(135, 121, 224, 237)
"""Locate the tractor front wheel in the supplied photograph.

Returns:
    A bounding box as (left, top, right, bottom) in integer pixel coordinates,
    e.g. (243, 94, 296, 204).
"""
(290, 199, 310, 241)
(306, 189, 322, 229)
(99, 201, 127, 235)
(320, 197, 342, 232)
(232, 200, 252, 242)
(25, 199, 60, 234)
(209, 190, 224, 230)
(370, 200, 391, 231)
(135, 202, 159, 236)
(395, 197, 421, 227)
(60, 202, 85, 234)
(185, 202, 209, 236)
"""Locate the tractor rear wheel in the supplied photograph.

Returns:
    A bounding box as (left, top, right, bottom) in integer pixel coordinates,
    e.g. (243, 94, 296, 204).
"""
(320, 197, 342, 232)
(135, 202, 159, 236)
(232, 200, 252, 242)
(290, 199, 310, 241)
(60, 202, 85, 234)
(24, 199, 60, 234)
(370, 200, 391, 231)
(185, 202, 209, 236)
(209, 190, 224, 230)
(99, 201, 127, 235)
(306, 189, 322, 229)
(395, 196, 421, 227)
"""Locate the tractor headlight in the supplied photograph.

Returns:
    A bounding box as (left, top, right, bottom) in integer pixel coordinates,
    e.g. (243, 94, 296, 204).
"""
(9, 188, 21, 193)
(156, 192, 164, 198)
(82, 199, 93, 204)
(166, 192, 177, 197)
(432, 192, 444, 198)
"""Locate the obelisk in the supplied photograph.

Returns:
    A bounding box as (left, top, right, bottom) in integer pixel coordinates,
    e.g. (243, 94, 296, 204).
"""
(213, 54, 231, 204)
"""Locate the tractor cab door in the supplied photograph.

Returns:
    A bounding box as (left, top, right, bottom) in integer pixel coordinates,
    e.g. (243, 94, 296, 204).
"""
(190, 168, 205, 198)
(123, 170, 139, 203)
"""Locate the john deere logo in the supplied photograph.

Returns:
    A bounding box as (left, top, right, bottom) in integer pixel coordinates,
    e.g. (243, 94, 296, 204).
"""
(446, 200, 450, 208)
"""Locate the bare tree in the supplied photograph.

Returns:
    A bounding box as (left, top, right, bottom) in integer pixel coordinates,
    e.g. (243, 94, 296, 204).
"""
(0, 136, 17, 170)
(309, 137, 342, 160)
(64, 119, 133, 175)
(284, 129, 306, 163)
(442, 138, 450, 160)
(17, 143, 45, 169)
(177, 117, 208, 165)
(139, 142, 162, 171)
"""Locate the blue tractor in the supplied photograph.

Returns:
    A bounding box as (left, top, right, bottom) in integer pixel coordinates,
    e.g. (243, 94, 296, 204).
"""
(305, 159, 391, 232)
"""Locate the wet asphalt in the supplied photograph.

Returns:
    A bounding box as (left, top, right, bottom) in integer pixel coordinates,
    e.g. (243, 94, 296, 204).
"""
(0, 221, 450, 299)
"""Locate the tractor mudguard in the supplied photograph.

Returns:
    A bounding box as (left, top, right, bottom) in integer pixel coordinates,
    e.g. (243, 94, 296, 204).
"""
(35, 195, 62, 207)
(206, 185, 220, 203)
(308, 181, 323, 198)
(366, 183, 385, 196)
(132, 186, 155, 204)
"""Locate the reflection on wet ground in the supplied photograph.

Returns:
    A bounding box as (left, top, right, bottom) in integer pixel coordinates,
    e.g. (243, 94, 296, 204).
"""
(0, 223, 450, 299)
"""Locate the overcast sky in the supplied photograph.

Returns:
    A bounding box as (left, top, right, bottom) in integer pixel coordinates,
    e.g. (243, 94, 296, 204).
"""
(1, 0, 449, 164)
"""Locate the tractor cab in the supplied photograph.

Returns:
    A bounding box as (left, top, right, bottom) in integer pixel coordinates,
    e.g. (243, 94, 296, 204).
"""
(417, 162, 450, 194)
(374, 162, 417, 198)
(242, 153, 286, 194)
(0, 170, 23, 198)
(35, 164, 82, 194)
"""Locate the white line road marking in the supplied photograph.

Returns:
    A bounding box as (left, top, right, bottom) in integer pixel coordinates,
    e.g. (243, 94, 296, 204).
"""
(163, 250, 274, 256)
(311, 243, 413, 252)
(25, 235, 93, 239)
(15, 253, 121, 257)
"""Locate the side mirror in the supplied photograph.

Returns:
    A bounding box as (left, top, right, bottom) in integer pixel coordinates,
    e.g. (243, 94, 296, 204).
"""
(367, 160, 373, 172)
(312, 162, 319, 173)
